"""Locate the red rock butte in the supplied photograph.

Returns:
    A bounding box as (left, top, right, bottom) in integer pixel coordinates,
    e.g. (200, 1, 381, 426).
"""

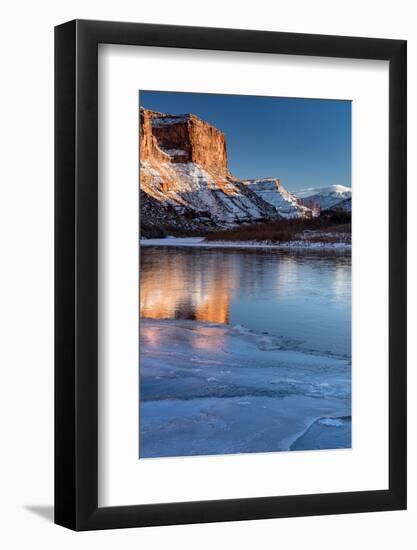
(140, 107, 228, 172)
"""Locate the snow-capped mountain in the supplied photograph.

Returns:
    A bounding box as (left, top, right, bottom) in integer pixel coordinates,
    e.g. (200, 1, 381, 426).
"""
(295, 185, 352, 211)
(139, 108, 313, 236)
(243, 178, 317, 219)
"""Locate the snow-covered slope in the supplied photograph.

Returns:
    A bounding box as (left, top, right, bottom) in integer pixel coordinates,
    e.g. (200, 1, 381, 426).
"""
(295, 185, 352, 211)
(140, 160, 279, 228)
(243, 178, 315, 219)
(327, 196, 352, 213)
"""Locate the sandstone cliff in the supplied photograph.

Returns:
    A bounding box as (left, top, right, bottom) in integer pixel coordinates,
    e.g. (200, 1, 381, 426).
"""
(140, 108, 228, 170)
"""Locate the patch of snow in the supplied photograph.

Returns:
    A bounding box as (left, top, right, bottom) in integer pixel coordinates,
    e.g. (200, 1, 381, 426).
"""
(151, 116, 189, 127)
(140, 237, 351, 251)
(318, 417, 344, 427)
(243, 178, 312, 218)
(295, 184, 352, 199)
(161, 148, 188, 156)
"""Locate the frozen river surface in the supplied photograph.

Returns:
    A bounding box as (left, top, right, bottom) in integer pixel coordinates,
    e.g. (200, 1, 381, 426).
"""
(139, 246, 351, 458)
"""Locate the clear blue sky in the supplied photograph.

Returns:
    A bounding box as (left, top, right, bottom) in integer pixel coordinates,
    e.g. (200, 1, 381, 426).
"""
(140, 90, 351, 192)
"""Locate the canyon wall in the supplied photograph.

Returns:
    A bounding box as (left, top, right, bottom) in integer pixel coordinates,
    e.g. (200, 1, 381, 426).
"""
(140, 108, 228, 171)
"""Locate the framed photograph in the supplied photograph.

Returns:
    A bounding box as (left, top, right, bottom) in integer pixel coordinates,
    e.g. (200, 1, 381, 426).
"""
(55, 19, 406, 530)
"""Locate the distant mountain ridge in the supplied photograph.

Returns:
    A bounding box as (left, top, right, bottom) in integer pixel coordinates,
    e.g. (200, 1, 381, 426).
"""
(139, 108, 314, 236)
(295, 185, 352, 211)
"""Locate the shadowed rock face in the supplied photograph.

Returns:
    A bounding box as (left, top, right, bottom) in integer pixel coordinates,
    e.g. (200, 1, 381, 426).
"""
(243, 178, 316, 219)
(140, 108, 169, 165)
(139, 107, 311, 236)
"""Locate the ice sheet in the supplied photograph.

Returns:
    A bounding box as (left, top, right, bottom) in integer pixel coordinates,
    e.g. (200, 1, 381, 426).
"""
(139, 319, 351, 458)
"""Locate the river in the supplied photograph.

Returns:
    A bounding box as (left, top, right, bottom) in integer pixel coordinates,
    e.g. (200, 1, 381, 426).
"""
(139, 244, 351, 458)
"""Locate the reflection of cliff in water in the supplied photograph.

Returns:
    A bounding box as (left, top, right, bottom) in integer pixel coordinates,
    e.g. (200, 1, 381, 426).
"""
(140, 246, 351, 356)
(140, 247, 239, 324)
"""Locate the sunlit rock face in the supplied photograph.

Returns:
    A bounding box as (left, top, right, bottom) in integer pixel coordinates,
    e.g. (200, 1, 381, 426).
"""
(139, 108, 281, 236)
(147, 111, 228, 169)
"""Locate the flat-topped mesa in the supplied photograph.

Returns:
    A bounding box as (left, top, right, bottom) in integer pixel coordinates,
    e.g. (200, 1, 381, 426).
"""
(140, 107, 228, 171)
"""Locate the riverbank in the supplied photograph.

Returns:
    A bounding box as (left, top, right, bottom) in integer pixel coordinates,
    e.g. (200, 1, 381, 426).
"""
(140, 236, 351, 251)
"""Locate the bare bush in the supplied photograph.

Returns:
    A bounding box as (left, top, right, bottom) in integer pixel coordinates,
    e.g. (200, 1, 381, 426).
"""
(204, 216, 351, 244)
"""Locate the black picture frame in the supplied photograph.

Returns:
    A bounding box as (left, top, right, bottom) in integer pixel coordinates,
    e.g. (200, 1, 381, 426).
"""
(55, 19, 407, 531)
